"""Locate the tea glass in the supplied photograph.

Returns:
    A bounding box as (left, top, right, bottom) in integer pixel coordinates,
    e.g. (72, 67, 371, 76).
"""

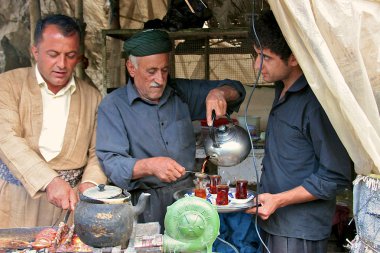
(209, 175, 221, 194)
(194, 179, 207, 199)
(216, 184, 229, 205)
(235, 179, 248, 199)
(194, 188, 207, 199)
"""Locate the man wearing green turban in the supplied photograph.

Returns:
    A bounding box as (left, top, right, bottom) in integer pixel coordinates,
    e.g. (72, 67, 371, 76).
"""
(96, 29, 246, 233)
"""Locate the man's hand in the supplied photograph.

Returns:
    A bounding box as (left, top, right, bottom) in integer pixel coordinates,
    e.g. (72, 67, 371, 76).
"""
(205, 86, 240, 126)
(245, 193, 280, 220)
(245, 186, 317, 220)
(134, 157, 186, 182)
(205, 89, 228, 126)
(46, 177, 78, 211)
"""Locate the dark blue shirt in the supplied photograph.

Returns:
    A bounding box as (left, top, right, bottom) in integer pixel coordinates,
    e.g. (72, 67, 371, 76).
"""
(96, 78, 245, 191)
(259, 74, 351, 240)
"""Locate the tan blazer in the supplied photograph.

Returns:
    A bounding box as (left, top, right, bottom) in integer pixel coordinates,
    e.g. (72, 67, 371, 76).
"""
(0, 67, 107, 197)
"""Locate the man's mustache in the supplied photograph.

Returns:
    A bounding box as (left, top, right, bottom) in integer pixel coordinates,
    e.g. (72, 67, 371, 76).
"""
(150, 81, 161, 87)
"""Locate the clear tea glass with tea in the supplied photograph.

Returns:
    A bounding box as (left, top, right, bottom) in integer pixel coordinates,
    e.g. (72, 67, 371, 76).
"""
(235, 179, 248, 199)
(216, 184, 229, 205)
(194, 178, 207, 199)
(194, 188, 207, 199)
(209, 175, 221, 194)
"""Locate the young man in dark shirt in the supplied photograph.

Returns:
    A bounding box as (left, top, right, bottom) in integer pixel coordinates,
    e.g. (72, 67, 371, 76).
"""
(245, 11, 352, 253)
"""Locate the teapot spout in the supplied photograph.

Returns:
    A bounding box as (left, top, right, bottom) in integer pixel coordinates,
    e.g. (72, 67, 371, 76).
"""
(208, 154, 220, 166)
(133, 192, 151, 216)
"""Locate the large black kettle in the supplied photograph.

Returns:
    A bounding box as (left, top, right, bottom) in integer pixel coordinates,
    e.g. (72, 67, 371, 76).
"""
(74, 184, 150, 248)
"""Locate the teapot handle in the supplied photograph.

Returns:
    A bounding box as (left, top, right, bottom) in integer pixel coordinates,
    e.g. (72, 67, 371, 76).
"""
(209, 110, 219, 148)
(211, 110, 216, 126)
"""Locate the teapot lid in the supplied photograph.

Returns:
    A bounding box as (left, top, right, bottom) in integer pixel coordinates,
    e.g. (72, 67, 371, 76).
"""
(83, 184, 122, 200)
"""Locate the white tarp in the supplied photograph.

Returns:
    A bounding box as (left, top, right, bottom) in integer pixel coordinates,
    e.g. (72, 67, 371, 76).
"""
(268, 0, 380, 175)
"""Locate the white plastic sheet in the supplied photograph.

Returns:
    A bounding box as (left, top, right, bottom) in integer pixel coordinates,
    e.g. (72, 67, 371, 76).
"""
(268, 0, 380, 175)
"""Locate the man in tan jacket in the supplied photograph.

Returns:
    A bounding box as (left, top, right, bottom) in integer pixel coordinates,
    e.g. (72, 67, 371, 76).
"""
(0, 14, 107, 228)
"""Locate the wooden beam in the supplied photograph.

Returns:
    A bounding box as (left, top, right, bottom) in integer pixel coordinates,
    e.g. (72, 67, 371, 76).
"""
(75, 0, 85, 79)
(29, 0, 41, 47)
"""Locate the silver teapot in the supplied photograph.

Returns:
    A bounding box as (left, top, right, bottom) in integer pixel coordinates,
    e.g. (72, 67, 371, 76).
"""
(204, 114, 251, 167)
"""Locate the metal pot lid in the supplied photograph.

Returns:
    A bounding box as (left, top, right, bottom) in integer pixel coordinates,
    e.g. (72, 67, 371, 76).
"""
(83, 184, 122, 200)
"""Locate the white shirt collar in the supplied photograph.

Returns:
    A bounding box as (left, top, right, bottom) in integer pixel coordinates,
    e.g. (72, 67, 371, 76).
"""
(35, 65, 76, 96)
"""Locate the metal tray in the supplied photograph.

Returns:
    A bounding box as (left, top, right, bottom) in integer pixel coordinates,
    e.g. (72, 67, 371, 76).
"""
(173, 187, 257, 213)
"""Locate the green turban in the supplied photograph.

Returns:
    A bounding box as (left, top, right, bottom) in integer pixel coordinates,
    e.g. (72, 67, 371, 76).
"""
(123, 29, 172, 57)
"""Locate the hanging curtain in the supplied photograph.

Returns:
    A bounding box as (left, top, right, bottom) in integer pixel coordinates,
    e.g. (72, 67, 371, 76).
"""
(268, 0, 380, 176)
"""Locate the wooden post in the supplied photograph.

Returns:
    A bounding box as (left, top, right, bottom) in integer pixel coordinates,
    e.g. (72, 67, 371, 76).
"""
(204, 37, 210, 80)
(107, 0, 122, 89)
(29, 0, 41, 65)
(75, 0, 85, 79)
(29, 0, 41, 46)
(109, 0, 120, 29)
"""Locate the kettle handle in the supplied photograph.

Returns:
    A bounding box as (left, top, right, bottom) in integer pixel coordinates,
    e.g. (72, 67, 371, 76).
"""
(211, 110, 216, 126)
(210, 110, 233, 126)
(209, 110, 219, 148)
